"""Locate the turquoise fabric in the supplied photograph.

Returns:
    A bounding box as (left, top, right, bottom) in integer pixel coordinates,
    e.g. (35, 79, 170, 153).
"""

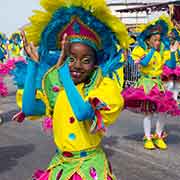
(22, 60, 45, 116)
(140, 48, 156, 66)
(165, 52, 176, 69)
(58, 62, 95, 121)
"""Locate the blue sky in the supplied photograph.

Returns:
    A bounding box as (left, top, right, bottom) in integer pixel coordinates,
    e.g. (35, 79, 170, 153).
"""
(0, 0, 41, 35)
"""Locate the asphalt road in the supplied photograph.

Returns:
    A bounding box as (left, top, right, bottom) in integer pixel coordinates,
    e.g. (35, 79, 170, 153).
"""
(0, 77, 180, 180)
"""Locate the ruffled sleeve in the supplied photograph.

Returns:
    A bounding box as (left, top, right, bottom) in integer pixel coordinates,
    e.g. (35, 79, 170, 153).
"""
(131, 46, 146, 62)
(86, 77, 124, 132)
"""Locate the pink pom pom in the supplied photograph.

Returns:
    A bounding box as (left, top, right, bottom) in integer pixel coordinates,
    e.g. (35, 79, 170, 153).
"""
(52, 85, 60, 92)
(42, 117, 53, 132)
(89, 167, 98, 180)
(0, 78, 8, 97)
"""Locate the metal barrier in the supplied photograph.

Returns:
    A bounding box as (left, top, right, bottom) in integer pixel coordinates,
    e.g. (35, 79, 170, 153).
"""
(124, 56, 140, 88)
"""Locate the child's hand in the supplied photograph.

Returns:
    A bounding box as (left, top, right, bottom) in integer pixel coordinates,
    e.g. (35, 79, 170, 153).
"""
(170, 41, 179, 52)
(55, 33, 70, 68)
(21, 30, 39, 62)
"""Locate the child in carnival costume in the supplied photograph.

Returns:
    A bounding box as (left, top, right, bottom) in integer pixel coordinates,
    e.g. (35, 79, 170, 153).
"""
(0, 33, 8, 63)
(0, 62, 13, 97)
(0, 32, 26, 97)
(6, 32, 26, 94)
(0, 32, 15, 97)
(122, 15, 180, 150)
(12, 0, 128, 179)
(8, 32, 24, 61)
(0, 33, 17, 123)
(0, 57, 24, 97)
(161, 27, 180, 103)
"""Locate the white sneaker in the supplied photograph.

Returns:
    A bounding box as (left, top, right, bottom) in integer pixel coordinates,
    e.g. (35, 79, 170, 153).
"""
(0, 117, 3, 124)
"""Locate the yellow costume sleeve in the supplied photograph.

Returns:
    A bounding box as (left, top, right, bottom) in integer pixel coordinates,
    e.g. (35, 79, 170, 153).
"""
(86, 77, 124, 127)
(131, 46, 145, 62)
(163, 49, 179, 64)
(163, 50, 171, 63)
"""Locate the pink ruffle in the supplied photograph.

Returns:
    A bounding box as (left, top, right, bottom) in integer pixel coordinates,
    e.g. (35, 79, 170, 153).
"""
(0, 77, 8, 96)
(0, 57, 26, 97)
(42, 117, 53, 132)
(0, 62, 12, 75)
(162, 65, 180, 81)
(174, 66, 180, 77)
(0, 57, 25, 75)
(122, 85, 180, 116)
(8, 57, 26, 63)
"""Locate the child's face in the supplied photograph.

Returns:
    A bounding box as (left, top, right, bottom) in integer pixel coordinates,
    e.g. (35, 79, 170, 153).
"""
(147, 34, 161, 50)
(14, 37, 19, 44)
(68, 43, 96, 85)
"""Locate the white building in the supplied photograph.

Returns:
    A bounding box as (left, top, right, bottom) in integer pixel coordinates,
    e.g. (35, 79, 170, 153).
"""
(107, 0, 176, 27)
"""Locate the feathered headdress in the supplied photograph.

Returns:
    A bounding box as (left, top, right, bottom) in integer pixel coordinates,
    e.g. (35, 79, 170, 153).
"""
(137, 15, 173, 41)
(136, 15, 173, 49)
(0, 32, 7, 45)
(9, 32, 21, 44)
(24, 0, 129, 67)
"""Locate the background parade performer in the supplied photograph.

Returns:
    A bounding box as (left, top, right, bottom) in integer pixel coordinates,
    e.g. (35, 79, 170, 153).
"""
(162, 27, 180, 102)
(8, 32, 23, 59)
(122, 16, 180, 150)
(0, 33, 7, 63)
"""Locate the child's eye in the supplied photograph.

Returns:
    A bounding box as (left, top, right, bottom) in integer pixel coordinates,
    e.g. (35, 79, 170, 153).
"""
(81, 58, 91, 64)
(69, 56, 76, 62)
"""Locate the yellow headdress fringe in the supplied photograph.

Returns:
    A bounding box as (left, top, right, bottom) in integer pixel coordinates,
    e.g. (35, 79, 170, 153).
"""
(25, 0, 129, 49)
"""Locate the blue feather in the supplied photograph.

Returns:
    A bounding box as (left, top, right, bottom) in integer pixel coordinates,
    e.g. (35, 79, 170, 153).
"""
(39, 7, 119, 74)
(101, 50, 124, 76)
(10, 61, 27, 88)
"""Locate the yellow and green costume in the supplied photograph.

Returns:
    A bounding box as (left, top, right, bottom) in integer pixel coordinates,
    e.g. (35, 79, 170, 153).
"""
(8, 32, 23, 58)
(12, 0, 129, 179)
(122, 16, 180, 115)
(8, 43, 22, 58)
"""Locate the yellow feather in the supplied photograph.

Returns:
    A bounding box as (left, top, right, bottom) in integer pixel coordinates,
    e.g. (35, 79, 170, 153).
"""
(40, 0, 67, 13)
(25, 0, 129, 49)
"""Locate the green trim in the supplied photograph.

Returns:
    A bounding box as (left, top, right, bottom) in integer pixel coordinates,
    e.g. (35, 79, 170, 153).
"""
(135, 74, 164, 94)
(43, 67, 63, 109)
(47, 148, 115, 180)
(84, 68, 103, 96)
(42, 66, 103, 110)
